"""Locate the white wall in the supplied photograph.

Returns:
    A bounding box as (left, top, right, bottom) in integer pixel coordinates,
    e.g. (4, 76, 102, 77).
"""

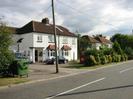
(12, 32, 78, 62)
(33, 33, 78, 61)
(10, 34, 20, 52)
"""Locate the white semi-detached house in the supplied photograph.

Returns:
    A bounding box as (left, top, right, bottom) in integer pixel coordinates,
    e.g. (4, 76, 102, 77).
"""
(10, 18, 78, 63)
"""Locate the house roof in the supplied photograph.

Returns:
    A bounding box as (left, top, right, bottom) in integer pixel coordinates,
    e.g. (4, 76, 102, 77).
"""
(82, 35, 100, 43)
(9, 18, 77, 37)
(82, 35, 112, 44)
(94, 36, 112, 44)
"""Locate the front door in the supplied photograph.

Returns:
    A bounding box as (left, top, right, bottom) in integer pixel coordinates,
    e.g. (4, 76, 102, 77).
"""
(35, 49, 43, 62)
(35, 50, 38, 62)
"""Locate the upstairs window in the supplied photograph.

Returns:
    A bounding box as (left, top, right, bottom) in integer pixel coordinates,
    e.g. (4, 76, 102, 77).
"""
(48, 35, 54, 43)
(62, 37, 68, 44)
(72, 38, 76, 45)
(37, 35, 42, 42)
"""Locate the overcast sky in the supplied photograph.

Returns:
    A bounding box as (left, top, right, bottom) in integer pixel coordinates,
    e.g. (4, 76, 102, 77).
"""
(0, 0, 133, 36)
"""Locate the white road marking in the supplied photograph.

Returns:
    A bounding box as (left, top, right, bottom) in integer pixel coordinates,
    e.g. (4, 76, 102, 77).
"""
(120, 67, 133, 74)
(45, 77, 105, 99)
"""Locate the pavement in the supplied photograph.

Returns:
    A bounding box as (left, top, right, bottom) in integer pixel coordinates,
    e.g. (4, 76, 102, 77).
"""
(28, 63, 88, 81)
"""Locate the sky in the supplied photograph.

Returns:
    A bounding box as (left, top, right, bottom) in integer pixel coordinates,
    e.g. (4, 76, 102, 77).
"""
(0, 0, 133, 36)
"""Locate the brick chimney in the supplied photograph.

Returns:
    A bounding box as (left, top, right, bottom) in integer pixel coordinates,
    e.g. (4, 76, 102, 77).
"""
(42, 17, 49, 24)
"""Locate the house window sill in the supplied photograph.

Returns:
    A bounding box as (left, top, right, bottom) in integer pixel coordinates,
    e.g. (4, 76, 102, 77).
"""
(37, 41, 43, 43)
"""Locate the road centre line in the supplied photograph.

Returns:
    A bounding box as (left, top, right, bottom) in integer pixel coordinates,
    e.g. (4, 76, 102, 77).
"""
(120, 67, 133, 74)
(45, 77, 106, 99)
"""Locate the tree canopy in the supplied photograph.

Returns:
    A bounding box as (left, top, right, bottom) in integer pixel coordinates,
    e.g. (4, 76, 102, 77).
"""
(111, 33, 133, 49)
(111, 33, 133, 59)
(0, 22, 14, 69)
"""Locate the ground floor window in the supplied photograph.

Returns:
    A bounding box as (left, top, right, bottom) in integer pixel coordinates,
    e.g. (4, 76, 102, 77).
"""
(48, 50, 55, 57)
(62, 50, 69, 56)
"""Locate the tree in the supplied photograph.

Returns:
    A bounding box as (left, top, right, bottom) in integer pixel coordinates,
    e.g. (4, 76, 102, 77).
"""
(111, 33, 133, 49)
(79, 36, 90, 56)
(112, 41, 123, 55)
(111, 33, 133, 60)
(0, 21, 14, 70)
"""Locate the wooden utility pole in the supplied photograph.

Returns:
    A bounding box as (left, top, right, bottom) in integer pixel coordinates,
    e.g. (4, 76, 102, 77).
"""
(51, 0, 59, 73)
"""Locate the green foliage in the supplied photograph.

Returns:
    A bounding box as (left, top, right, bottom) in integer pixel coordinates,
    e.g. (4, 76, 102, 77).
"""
(100, 55, 107, 64)
(112, 54, 121, 62)
(123, 54, 128, 61)
(84, 49, 99, 56)
(111, 33, 133, 59)
(82, 33, 132, 66)
(108, 55, 112, 63)
(79, 36, 90, 52)
(84, 55, 97, 66)
(111, 33, 133, 49)
(124, 47, 133, 60)
(113, 41, 123, 54)
(0, 22, 14, 71)
(95, 55, 101, 65)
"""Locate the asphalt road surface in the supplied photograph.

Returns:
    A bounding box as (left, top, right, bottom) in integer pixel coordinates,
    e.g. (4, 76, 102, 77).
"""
(0, 61, 133, 99)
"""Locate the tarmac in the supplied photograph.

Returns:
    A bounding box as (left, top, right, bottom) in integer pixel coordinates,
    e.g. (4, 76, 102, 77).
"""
(1, 61, 132, 89)
(28, 63, 87, 81)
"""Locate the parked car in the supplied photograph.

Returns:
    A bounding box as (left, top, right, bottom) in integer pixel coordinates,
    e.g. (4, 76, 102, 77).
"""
(14, 52, 32, 64)
(44, 56, 68, 64)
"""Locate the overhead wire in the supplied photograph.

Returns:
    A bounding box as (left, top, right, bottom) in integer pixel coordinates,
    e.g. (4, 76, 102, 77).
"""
(34, 3, 52, 19)
(55, 0, 118, 31)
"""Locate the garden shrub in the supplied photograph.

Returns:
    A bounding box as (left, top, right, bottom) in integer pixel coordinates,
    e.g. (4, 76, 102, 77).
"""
(84, 55, 97, 66)
(95, 55, 101, 65)
(108, 55, 112, 63)
(100, 55, 107, 64)
(117, 55, 121, 62)
(121, 55, 125, 61)
(124, 54, 128, 61)
(124, 47, 133, 60)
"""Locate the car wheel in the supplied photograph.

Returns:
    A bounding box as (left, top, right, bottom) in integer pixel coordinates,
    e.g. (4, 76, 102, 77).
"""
(64, 60, 67, 64)
(53, 61, 56, 65)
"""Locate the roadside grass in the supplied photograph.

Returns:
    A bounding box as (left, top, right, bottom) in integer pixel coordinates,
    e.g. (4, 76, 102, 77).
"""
(0, 77, 29, 86)
(67, 61, 118, 69)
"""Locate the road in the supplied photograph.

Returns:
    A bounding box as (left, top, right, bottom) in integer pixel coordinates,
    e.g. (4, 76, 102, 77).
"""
(0, 61, 133, 99)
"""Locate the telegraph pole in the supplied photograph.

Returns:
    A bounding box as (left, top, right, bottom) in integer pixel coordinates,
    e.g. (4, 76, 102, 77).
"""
(51, 0, 59, 73)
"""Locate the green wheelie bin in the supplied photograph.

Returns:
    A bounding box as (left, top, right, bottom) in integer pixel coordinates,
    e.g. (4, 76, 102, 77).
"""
(10, 59, 29, 77)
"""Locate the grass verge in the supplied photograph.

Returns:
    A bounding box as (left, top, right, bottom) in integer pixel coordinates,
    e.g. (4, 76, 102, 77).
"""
(66, 61, 118, 69)
(0, 77, 29, 86)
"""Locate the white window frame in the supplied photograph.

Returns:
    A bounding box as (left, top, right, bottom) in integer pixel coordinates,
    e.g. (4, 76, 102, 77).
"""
(72, 38, 76, 45)
(37, 35, 42, 42)
(62, 50, 69, 56)
(48, 35, 54, 42)
(48, 50, 55, 57)
(62, 37, 68, 44)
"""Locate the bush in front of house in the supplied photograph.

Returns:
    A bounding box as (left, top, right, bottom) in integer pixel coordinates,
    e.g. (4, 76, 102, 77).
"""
(95, 55, 101, 65)
(84, 55, 97, 66)
(83, 43, 128, 66)
(123, 54, 128, 61)
(124, 47, 133, 60)
(100, 55, 107, 64)
(108, 55, 112, 63)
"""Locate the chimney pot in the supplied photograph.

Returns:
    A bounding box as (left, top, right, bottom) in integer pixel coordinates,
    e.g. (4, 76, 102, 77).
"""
(42, 17, 49, 24)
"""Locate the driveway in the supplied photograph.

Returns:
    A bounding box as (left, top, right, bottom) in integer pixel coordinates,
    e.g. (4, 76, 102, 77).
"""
(28, 63, 87, 80)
